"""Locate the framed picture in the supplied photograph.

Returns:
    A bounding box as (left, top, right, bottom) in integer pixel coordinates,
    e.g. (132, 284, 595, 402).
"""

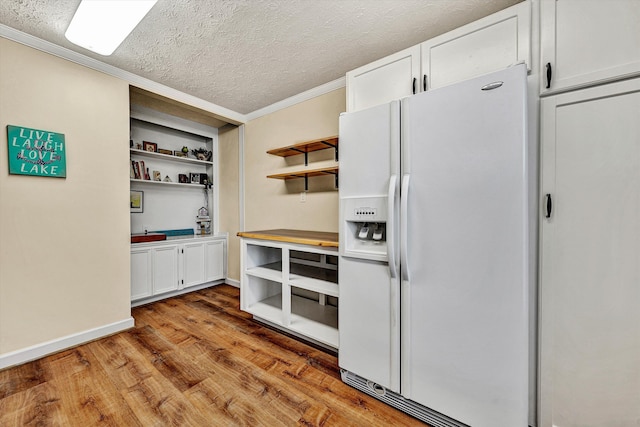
(143, 141, 157, 152)
(190, 173, 200, 184)
(178, 174, 189, 183)
(158, 148, 172, 155)
(130, 190, 143, 213)
(153, 170, 161, 181)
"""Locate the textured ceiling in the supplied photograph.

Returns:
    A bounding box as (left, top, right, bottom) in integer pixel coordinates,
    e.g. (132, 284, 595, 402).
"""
(0, 0, 520, 115)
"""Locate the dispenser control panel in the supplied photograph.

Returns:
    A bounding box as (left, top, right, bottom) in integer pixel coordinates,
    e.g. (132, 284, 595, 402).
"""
(354, 207, 377, 218)
(342, 196, 387, 222)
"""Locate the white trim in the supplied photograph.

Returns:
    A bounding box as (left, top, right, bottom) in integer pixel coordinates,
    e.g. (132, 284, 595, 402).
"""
(245, 77, 346, 121)
(131, 280, 224, 307)
(238, 124, 245, 232)
(130, 104, 219, 138)
(225, 278, 240, 288)
(1, 24, 347, 125)
(0, 24, 246, 125)
(212, 136, 221, 235)
(0, 317, 134, 370)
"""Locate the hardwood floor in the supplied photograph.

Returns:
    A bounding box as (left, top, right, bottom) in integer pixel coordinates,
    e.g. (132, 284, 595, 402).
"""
(0, 285, 424, 426)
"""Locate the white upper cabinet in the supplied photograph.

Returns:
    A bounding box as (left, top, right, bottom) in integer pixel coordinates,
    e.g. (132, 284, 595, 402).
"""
(540, 0, 640, 95)
(346, 2, 531, 112)
(421, 1, 531, 91)
(346, 45, 420, 112)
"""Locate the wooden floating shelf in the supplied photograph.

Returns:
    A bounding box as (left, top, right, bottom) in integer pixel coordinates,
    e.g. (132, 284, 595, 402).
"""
(267, 136, 338, 157)
(266, 166, 338, 180)
(267, 166, 339, 190)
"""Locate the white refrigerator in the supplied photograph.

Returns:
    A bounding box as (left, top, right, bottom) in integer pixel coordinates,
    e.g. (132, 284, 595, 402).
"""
(338, 64, 533, 427)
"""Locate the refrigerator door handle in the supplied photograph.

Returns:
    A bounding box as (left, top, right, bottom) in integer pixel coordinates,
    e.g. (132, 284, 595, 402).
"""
(400, 174, 410, 281)
(387, 174, 398, 279)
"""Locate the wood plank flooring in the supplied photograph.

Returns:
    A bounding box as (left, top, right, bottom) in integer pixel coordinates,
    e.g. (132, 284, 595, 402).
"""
(0, 285, 425, 426)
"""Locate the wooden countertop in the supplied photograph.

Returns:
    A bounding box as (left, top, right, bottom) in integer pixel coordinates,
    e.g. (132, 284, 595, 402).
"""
(237, 229, 338, 247)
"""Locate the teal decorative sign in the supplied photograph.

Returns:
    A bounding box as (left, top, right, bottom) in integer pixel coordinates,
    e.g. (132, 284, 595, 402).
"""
(7, 125, 66, 178)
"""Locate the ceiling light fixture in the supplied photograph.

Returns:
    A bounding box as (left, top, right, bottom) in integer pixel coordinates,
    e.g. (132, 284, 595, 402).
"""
(65, 0, 157, 56)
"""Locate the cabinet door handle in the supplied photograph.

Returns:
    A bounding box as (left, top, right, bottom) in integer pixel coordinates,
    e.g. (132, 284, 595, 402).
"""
(545, 193, 552, 218)
(412, 77, 416, 94)
(546, 62, 552, 89)
(423, 74, 427, 91)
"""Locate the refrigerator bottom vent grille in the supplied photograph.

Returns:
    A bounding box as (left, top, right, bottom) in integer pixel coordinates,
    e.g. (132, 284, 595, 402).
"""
(340, 370, 468, 427)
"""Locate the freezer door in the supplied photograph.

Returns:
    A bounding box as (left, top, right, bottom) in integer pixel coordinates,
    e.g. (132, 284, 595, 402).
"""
(401, 65, 530, 427)
(338, 101, 401, 392)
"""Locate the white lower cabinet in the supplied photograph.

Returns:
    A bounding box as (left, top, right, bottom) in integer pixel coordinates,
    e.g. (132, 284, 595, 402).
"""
(181, 240, 226, 288)
(539, 78, 640, 427)
(131, 236, 227, 304)
(204, 239, 225, 282)
(183, 242, 206, 288)
(152, 244, 179, 294)
(130, 247, 152, 300)
(240, 238, 339, 349)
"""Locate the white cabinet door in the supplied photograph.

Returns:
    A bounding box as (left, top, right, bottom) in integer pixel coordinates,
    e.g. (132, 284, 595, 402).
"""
(346, 2, 530, 113)
(346, 45, 420, 112)
(204, 239, 225, 282)
(183, 242, 205, 288)
(539, 78, 640, 427)
(421, 1, 530, 91)
(131, 247, 152, 301)
(152, 244, 179, 295)
(540, 0, 640, 95)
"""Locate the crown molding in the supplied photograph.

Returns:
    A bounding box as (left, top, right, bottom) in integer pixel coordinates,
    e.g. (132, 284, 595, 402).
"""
(1, 24, 346, 125)
(245, 77, 346, 121)
(0, 24, 246, 125)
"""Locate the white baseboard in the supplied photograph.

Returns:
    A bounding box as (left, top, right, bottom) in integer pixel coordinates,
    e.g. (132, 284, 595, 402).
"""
(131, 280, 225, 307)
(0, 317, 135, 370)
(225, 278, 240, 288)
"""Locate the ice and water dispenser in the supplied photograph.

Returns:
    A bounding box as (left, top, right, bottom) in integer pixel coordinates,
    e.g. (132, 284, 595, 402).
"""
(341, 196, 388, 261)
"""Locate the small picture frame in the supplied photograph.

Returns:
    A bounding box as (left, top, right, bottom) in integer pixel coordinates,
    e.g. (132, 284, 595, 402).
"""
(178, 174, 189, 183)
(153, 170, 161, 181)
(130, 190, 143, 213)
(143, 141, 157, 152)
(190, 173, 200, 184)
(158, 148, 172, 155)
(174, 150, 187, 158)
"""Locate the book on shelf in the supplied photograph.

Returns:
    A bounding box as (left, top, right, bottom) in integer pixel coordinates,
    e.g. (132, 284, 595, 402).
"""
(132, 161, 141, 180)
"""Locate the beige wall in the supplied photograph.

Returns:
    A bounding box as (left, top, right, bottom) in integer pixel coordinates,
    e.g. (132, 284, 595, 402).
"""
(218, 125, 240, 282)
(244, 88, 345, 235)
(0, 39, 131, 354)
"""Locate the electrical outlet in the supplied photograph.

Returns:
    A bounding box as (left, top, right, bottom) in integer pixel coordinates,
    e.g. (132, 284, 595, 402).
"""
(300, 192, 306, 202)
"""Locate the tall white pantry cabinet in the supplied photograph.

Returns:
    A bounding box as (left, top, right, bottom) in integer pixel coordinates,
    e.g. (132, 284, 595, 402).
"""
(538, 1, 640, 426)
